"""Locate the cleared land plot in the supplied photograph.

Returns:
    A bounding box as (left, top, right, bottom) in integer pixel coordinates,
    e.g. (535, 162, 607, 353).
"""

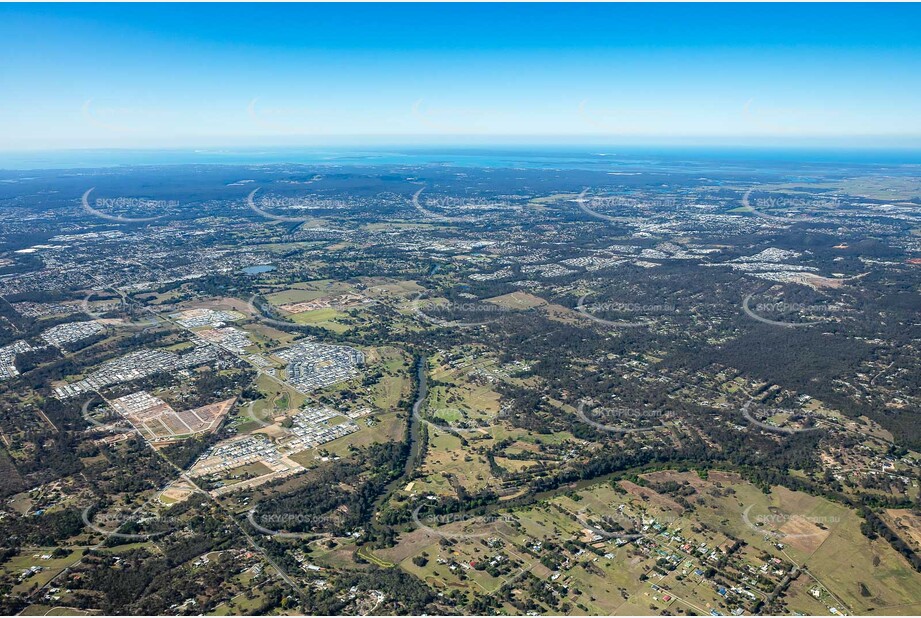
(110, 392, 235, 442)
(884, 508, 921, 553)
(484, 291, 548, 310)
(289, 308, 351, 333)
(264, 280, 355, 306)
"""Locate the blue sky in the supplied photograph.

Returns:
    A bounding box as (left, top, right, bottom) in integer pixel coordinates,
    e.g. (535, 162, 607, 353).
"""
(1, 3, 920, 150)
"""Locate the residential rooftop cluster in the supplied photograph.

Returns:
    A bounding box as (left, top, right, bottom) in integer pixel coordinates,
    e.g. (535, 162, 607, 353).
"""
(0, 320, 105, 381)
(0, 340, 33, 380)
(276, 341, 364, 392)
(193, 434, 284, 476)
(54, 343, 218, 398)
(11, 301, 78, 318)
(193, 326, 252, 354)
(171, 308, 245, 328)
(283, 406, 359, 452)
(40, 320, 103, 347)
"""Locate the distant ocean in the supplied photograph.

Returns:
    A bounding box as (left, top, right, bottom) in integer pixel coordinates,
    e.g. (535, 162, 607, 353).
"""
(0, 146, 918, 171)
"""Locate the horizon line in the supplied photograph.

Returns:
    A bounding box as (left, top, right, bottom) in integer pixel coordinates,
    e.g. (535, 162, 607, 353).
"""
(4, 139, 921, 155)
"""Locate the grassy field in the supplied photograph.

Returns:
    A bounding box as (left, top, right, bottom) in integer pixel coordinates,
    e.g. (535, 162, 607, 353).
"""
(290, 307, 342, 323)
(427, 353, 502, 427)
(224, 461, 273, 483)
(206, 571, 271, 616)
(240, 322, 301, 347)
(3, 548, 84, 595)
(412, 430, 496, 496)
(485, 291, 548, 310)
(20, 605, 94, 616)
(360, 277, 425, 299)
(264, 280, 355, 305)
(289, 307, 351, 333)
(234, 373, 306, 434)
(369, 347, 412, 411)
